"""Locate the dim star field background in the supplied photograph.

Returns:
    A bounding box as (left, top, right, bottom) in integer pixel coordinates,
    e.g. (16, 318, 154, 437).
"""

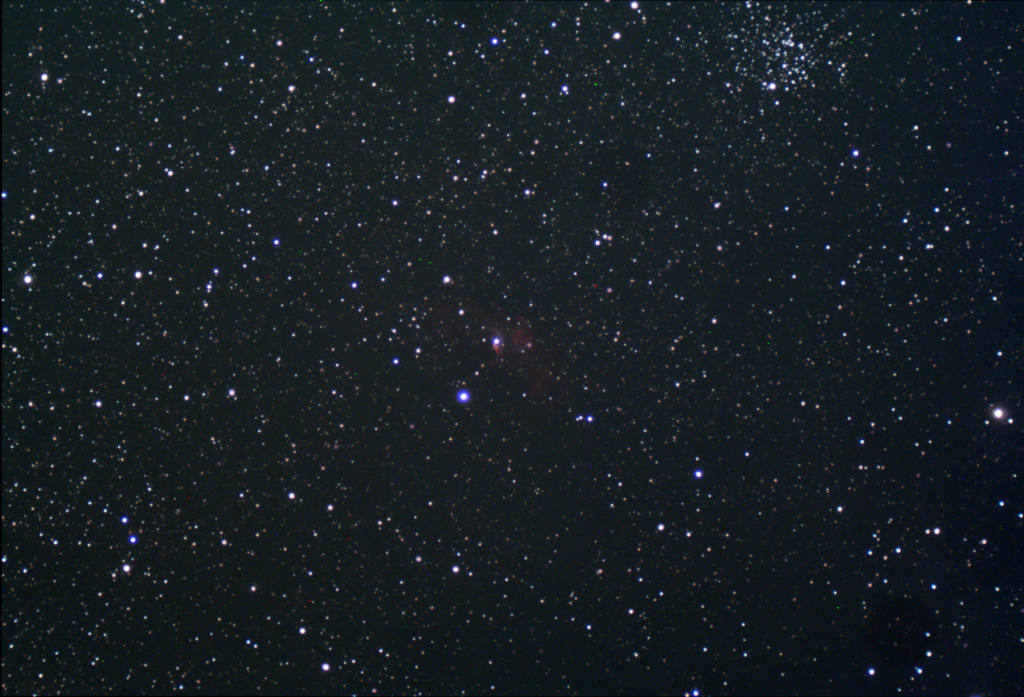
(2, 2, 1021, 695)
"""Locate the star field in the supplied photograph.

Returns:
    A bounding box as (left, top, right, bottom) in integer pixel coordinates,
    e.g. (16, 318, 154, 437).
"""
(2, 2, 1021, 696)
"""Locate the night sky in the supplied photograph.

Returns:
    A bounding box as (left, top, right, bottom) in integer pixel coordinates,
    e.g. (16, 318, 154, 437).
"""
(2, 2, 1021, 696)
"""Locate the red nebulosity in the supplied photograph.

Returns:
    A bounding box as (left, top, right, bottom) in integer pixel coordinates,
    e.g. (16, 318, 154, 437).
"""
(422, 301, 569, 402)
(509, 323, 535, 354)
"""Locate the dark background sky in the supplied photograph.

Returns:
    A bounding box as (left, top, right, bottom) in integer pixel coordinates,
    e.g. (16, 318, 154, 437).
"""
(2, 2, 1021, 695)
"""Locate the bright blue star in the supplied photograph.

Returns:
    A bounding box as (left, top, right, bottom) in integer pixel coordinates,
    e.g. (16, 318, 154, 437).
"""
(458, 391, 471, 403)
